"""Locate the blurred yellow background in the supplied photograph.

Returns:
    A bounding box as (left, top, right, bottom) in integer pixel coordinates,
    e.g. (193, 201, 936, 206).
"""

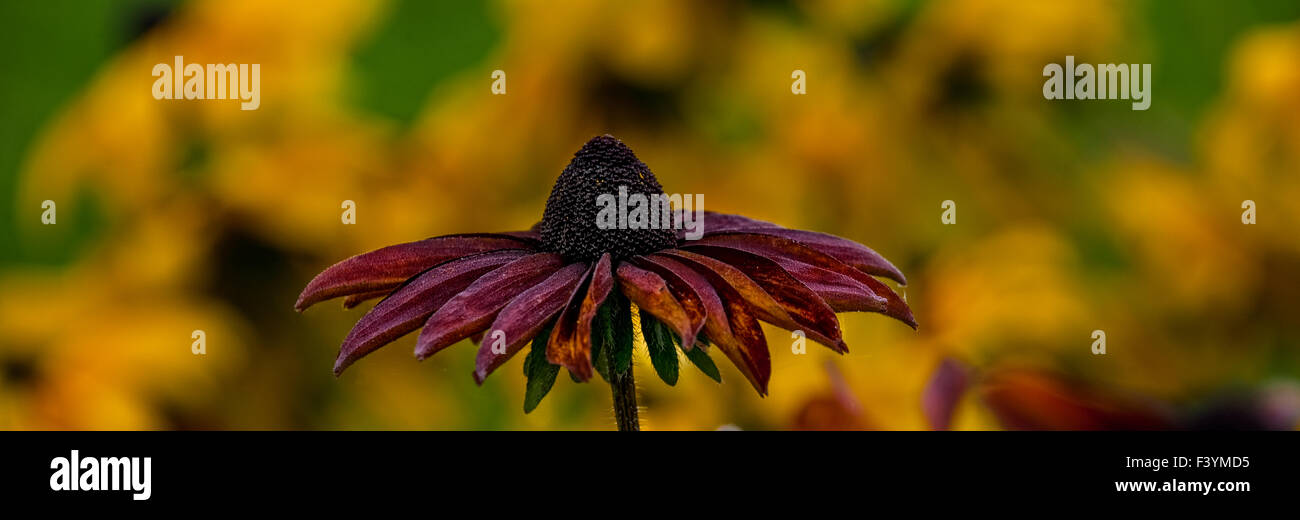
(2, 0, 1298, 430)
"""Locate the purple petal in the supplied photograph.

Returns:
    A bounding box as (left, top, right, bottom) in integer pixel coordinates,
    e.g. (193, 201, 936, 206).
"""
(776, 260, 887, 313)
(341, 289, 395, 310)
(646, 253, 776, 394)
(672, 247, 847, 353)
(634, 255, 729, 351)
(414, 253, 566, 360)
(296, 233, 536, 311)
(694, 232, 915, 328)
(688, 213, 906, 285)
(744, 229, 906, 286)
(332, 250, 527, 375)
(615, 262, 702, 350)
(547, 254, 613, 381)
(473, 262, 588, 383)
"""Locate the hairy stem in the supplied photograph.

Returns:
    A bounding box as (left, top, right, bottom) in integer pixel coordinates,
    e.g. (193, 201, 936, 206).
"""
(606, 349, 639, 431)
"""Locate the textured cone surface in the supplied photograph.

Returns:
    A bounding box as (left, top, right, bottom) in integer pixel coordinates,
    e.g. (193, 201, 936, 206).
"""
(540, 135, 678, 261)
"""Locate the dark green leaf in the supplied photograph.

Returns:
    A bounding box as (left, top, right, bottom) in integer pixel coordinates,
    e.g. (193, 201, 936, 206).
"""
(682, 334, 722, 383)
(610, 292, 634, 376)
(641, 311, 679, 386)
(523, 327, 560, 413)
(591, 302, 613, 383)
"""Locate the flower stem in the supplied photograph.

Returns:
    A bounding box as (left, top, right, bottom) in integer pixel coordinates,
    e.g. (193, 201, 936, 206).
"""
(606, 347, 639, 431)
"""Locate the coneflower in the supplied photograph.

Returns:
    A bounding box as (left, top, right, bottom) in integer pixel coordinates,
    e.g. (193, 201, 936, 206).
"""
(296, 135, 915, 430)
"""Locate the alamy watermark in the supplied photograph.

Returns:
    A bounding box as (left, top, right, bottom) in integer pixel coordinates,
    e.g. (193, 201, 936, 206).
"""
(152, 55, 260, 110)
(1043, 56, 1151, 111)
(50, 450, 151, 501)
(595, 186, 704, 240)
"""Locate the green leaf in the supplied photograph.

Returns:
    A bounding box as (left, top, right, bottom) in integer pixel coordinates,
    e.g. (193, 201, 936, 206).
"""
(610, 293, 634, 376)
(641, 311, 679, 386)
(523, 327, 560, 413)
(591, 302, 613, 383)
(682, 335, 722, 383)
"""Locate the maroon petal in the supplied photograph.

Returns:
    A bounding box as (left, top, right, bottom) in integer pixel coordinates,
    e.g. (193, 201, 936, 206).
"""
(776, 260, 886, 313)
(547, 254, 614, 381)
(670, 247, 847, 353)
(694, 232, 915, 328)
(332, 250, 527, 375)
(684, 211, 781, 237)
(712, 288, 772, 396)
(922, 358, 972, 431)
(295, 233, 536, 311)
(414, 253, 565, 360)
(660, 250, 792, 326)
(500, 230, 542, 242)
(643, 253, 771, 394)
(688, 213, 906, 285)
(634, 255, 729, 351)
(746, 229, 906, 286)
(473, 262, 588, 383)
(615, 262, 702, 349)
(341, 289, 395, 309)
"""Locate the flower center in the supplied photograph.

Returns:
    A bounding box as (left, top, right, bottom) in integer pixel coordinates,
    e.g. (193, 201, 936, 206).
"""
(539, 135, 679, 261)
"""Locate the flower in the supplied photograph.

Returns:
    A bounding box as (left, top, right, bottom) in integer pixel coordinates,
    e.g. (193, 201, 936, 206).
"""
(296, 135, 914, 413)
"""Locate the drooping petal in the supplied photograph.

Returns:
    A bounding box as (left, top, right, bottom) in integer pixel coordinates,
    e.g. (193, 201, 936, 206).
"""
(744, 229, 906, 286)
(646, 253, 773, 394)
(614, 262, 702, 349)
(690, 211, 781, 236)
(660, 250, 792, 326)
(693, 232, 915, 328)
(634, 255, 728, 351)
(341, 289, 396, 309)
(688, 212, 906, 285)
(546, 254, 614, 381)
(669, 247, 847, 353)
(712, 289, 772, 396)
(776, 260, 886, 313)
(414, 253, 565, 360)
(332, 250, 527, 375)
(473, 262, 589, 383)
(500, 230, 542, 242)
(295, 233, 537, 311)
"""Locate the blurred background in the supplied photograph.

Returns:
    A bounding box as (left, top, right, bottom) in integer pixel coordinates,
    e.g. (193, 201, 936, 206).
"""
(2, 0, 1298, 430)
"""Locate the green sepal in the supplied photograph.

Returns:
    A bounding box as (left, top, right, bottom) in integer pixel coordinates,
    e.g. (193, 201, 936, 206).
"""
(641, 311, 680, 386)
(682, 334, 721, 383)
(591, 301, 613, 383)
(523, 326, 560, 413)
(610, 292, 634, 376)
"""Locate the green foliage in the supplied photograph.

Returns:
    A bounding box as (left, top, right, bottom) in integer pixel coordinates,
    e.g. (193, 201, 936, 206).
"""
(682, 335, 722, 383)
(522, 326, 559, 413)
(591, 302, 613, 383)
(610, 293, 634, 376)
(640, 311, 679, 386)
